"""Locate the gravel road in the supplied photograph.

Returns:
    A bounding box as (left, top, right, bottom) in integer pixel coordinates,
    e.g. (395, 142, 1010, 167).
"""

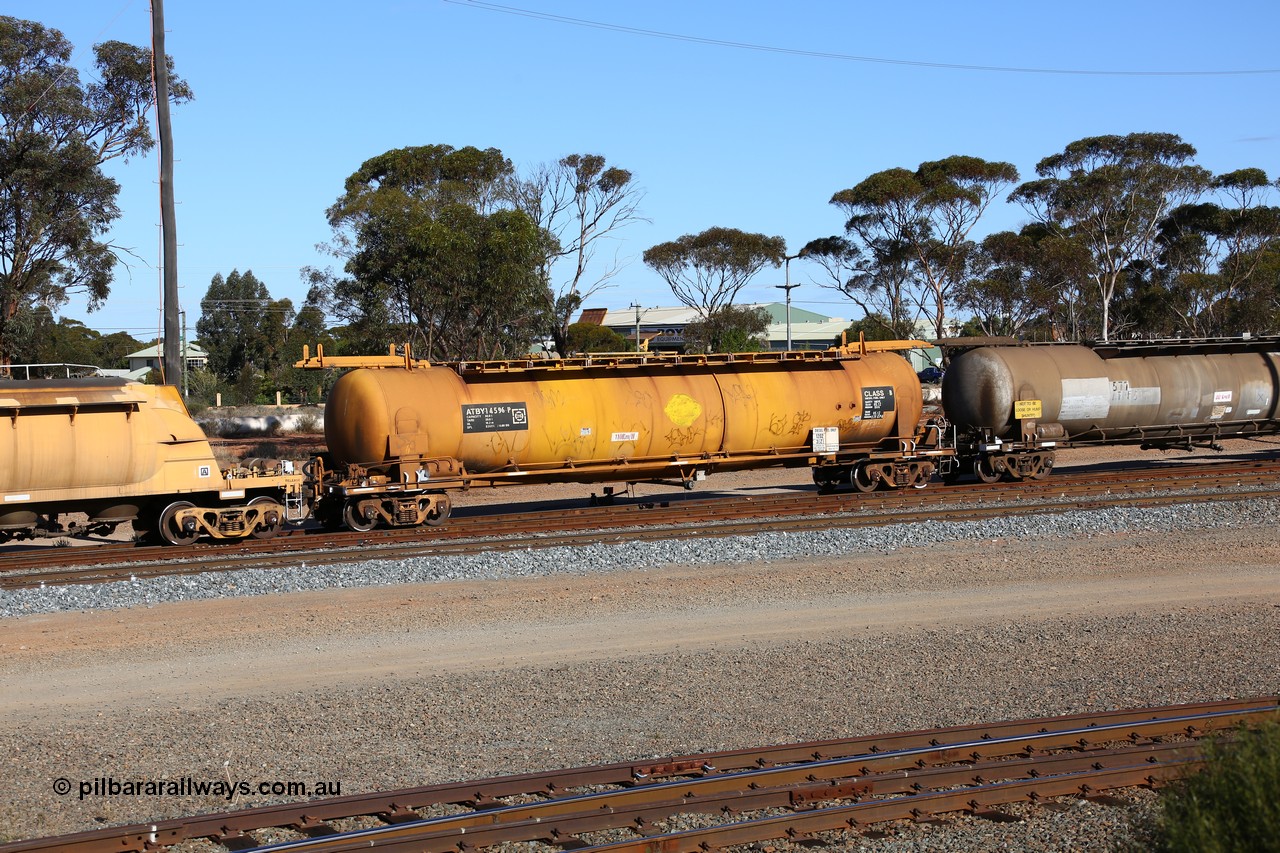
(1, 465, 1278, 850)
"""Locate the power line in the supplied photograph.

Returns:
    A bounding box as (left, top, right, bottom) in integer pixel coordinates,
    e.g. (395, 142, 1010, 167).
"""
(449, 1, 1280, 77)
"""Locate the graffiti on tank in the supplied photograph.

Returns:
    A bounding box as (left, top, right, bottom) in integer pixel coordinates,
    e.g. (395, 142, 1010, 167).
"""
(663, 425, 704, 449)
(768, 410, 813, 437)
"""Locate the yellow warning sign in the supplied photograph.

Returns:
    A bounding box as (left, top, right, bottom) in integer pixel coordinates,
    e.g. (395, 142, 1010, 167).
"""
(1014, 399, 1043, 420)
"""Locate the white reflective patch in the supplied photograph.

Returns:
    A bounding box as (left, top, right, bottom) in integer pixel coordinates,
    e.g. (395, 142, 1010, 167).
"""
(611, 431, 639, 442)
(1059, 377, 1110, 420)
(4, 494, 31, 502)
(1110, 381, 1160, 406)
(219, 490, 246, 499)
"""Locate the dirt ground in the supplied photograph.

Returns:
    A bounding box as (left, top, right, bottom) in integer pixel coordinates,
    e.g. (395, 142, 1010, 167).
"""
(2, 507, 1278, 721)
(1, 439, 1279, 844)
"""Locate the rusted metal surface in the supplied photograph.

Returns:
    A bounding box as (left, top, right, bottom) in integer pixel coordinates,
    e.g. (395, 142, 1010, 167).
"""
(6, 456, 1280, 589)
(321, 352, 927, 486)
(4, 699, 1273, 853)
(944, 344, 1280, 444)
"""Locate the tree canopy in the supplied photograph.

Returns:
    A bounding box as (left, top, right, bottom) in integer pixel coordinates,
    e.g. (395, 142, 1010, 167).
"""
(197, 270, 294, 382)
(642, 227, 786, 318)
(680, 304, 772, 353)
(518, 153, 646, 356)
(1010, 132, 1211, 341)
(315, 145, 547, 361)
(0, 15, 191, 364)
(829, 155, 1018, 341)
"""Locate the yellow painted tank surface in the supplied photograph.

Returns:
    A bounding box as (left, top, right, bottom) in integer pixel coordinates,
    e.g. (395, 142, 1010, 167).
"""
(0, 378, 232, 526)
(324, 353, 924, 481)
(944, 345, 1280, 441)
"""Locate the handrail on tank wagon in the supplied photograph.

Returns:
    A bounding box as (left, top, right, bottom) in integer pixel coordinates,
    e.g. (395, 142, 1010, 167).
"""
(295, 337, 933, 375)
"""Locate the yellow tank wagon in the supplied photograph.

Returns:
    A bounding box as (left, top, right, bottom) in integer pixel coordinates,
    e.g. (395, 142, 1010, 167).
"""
(298, 342, 950, 532)
(0, 379, 304, 545)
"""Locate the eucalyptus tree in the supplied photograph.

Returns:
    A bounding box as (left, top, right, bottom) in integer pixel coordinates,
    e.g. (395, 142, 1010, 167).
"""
(319, 145, 546, 361)
(0, 16, 191, 364)
(800, 235, 918, 339)
(956, 226, 1096, 339)
(1151, 168, 1280, 336)
(1010, 133, 1211, 341)
(680, 304, 772, 353)
(197, 270, 294, 382)
(642, 227, 786, 318)
(830, 155, 1019, 341)
(518, 153, 646, 356)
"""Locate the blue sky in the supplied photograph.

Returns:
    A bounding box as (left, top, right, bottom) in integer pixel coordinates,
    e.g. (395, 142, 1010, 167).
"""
(12, 0, 1280, 340)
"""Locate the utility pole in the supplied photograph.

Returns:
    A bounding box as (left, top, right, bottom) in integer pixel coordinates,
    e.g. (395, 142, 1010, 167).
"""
(630, 302, 642, 351)
(179, 309, 188, 399)
(775, 254, 801, 351)
(151, 0, 180, 387)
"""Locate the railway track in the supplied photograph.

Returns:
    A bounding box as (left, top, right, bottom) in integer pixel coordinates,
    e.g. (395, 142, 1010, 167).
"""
(3, 458, 1280, 590)
(4, 698, 1274, 853)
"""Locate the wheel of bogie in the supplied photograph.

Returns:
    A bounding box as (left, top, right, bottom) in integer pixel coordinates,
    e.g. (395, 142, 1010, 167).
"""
(974, 455, 1002, 485)
(910, 467, 931, 489)
(423, 494, 452, 527)
(248, 496, 281, 540)
(157, 500, 199, 546)
(851, 463, 879, 493)
(812, 468, 837, 494)
(343, 500, 377, 533)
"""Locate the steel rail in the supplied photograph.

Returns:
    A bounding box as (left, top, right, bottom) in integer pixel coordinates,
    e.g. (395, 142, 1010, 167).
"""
(2, 698, 1273, 853)
(224, 709, 1270, 853)
(4, 454, 1280, 573)
(4, 477, 1280, 592)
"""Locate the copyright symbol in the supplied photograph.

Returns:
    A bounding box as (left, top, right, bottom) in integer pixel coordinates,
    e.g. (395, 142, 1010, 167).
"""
(53, 778, 72, 796)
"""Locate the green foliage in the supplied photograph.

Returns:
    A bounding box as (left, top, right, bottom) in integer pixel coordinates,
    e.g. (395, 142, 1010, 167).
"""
(0, 16, 191, 362)
(1154, 721, 1280, 852)
(519, 153, 645, 357)
(274, 303, 336, 403)
(841, 314, 904, 343)
(643, 227, 786, 317)
(318, 144, 548, 361)
(184, 368, 230, 410)
(957, 227, 1095, 338)
(197, 270, 293, 382)
(681, 305, 771, 353)
(830, 155, 1019, 342)
(233, 363, 261, 406)
(1010, 132, 1212, 341)
(0, 305, 142, 367)
(565, 321, 631, 354)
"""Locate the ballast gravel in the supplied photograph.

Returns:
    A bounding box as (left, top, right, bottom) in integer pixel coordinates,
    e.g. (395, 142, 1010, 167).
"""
(1, 490, 1278, 851)
(3, 497, 1278, 617)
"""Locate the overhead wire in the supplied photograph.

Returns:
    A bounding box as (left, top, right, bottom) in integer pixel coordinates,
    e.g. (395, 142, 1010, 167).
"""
(448, 0, 1280, 77)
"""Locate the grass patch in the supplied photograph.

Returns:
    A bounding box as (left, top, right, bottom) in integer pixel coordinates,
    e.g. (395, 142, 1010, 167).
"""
(1154, 719, 1280, 852)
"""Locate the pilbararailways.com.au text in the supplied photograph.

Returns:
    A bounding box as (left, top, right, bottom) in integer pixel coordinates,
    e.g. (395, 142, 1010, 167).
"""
(54, 776, 342, 802)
